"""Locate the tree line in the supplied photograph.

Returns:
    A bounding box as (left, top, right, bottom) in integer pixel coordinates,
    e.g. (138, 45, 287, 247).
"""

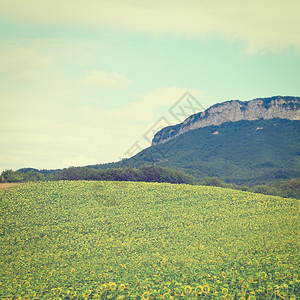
(0, 165, 195, 185)
(199, 176, 300, 199)
(1, 166, 299, 199)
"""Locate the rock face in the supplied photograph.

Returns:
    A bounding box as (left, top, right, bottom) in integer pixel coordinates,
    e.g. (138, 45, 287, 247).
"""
(152, 96, 300, 145)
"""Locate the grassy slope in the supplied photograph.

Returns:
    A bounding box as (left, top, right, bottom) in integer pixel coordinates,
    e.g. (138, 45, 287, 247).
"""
(0, 181, 299, 299)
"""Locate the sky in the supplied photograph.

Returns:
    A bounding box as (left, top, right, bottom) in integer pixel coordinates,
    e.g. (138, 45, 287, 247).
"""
(1, 0, 300, 171)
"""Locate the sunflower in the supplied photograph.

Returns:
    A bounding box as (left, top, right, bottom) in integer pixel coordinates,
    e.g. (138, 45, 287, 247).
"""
(222, 287, 228, 294)
(163, 292, 171, 299)
(118, 283, 126, 291)
(184, 285, 192, 294)
(110, 282, 117, 290)
(248, 296, 256, 300)
(67, 290, 77, 299)
(203, 284, 210, 294)
(174, 286, 184, 296)
(141, 291, 150, 300)
(195, 285, 203, 294)
(52, 287, 62, 295)
(260, 271, 267, 279)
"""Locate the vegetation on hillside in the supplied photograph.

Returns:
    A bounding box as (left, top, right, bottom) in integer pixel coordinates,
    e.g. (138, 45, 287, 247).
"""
(0, 181, 299, 299)
(199, 177, 300, 199)
(1, 165, 195, 185)
(1, 166, 300, 199)
(105, 119, 300, 186)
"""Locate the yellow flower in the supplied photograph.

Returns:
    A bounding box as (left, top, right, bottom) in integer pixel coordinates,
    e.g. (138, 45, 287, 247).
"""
(110, 282, 117, 290)
(260, 271, 267, 279)
(141, 291, 150, 300)
(222, 288, 228, 294)
(118, 283, 126, 291)
(163, 292, 171, 299)
(52, 287, 62, 295)
(195, 285, 203, 294)
(67, 290, 77, 298)
(184, 285, 192, 294)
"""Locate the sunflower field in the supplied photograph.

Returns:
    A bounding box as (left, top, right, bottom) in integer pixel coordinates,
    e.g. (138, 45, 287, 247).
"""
(0, 181, 299, 299)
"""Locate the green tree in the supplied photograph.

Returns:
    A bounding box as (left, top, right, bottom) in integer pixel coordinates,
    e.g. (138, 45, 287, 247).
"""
(1, 170, 24, 182)
(60, 167, 81, 180)
(201, 177, 227, 187)
(23, 170, 45, 182)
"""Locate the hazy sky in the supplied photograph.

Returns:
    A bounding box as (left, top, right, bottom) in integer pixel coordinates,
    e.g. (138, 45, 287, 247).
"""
(1, 0, 300, 171)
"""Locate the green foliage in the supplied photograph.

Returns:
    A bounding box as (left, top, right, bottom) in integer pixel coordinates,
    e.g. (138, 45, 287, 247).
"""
(5, 167, 300, 198)
(23, 170, 45, 182)
(200, 176, 227, 188)
(1, 169, 24, 182)
(3, 166, 195, 185)
(245, 178, 300, 199)
(60, 166, 82, 180)
(0, 181, 299, 298)
(199, 177, 300, 199)
(109, 119, 300, 186)
(48, 165, 195, 185)
(1, 169, 44, 183)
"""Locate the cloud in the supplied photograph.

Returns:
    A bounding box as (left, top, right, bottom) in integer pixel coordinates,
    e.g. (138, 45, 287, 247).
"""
(79, 87, 205, 127)
(0, 87, 205, 171)
(82, 70, 133, 90)
(78, 87, 206, 156)
(123, 87, 205, 123)
(0, 47, 53, 81)
(115, 87, 206, 156)
(1, 0, 300, 52)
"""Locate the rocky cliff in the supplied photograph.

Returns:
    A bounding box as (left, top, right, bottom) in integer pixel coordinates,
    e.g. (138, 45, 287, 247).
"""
(152, 96, 300, 145)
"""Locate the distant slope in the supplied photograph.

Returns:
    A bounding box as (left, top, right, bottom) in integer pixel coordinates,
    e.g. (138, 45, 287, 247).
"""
(107, 118, 300, 185)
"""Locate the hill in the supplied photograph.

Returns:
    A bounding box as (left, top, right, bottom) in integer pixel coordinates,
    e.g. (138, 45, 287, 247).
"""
(0, 181, 299, 298)
(105, 118, 300, 185)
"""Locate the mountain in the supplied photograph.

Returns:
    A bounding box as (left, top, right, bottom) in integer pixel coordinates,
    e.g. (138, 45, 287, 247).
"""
(24, 96, 299, 186)
(96, 96, 300, 185)
(152, 96, 300, 145)
(120, 118, 300, 185)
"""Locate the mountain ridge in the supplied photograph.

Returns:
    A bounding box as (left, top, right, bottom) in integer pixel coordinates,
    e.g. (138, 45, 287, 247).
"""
(135, 118, 300, 185)
(152, 96, 300, 145)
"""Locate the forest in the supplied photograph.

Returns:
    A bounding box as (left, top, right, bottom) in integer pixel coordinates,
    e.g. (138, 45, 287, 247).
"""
(1, 165, 299, 199)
